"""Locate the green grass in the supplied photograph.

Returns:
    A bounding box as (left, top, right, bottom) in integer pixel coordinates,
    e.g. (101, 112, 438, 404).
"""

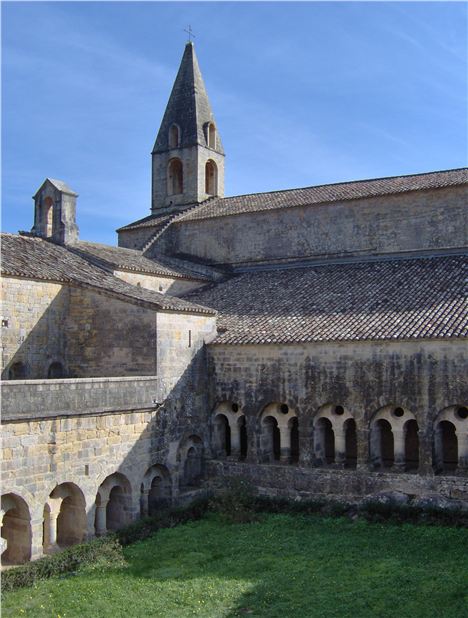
(3, 514, 468, 618)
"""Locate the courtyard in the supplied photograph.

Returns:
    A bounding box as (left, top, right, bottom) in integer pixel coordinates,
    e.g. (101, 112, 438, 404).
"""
(3, 513, 467, 617)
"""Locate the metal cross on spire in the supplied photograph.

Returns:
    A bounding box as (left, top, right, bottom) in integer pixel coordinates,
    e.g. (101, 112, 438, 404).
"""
(184, 25, 195, 43)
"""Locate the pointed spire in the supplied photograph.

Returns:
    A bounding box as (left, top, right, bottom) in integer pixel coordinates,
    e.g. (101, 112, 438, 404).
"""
(152, 43, 224, 154)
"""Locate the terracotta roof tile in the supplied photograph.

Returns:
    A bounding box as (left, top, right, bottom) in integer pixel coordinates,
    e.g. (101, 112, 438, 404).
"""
(186, 254, 468, 344)
(1, 233, 215, 315)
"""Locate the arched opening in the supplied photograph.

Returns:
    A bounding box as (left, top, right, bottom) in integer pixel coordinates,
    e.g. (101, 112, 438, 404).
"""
(214, 414, 231, 457)
(178, 436, 204, 489)
(8, 362, 26, 380)
(1, 494, 32, 565)
(48, 362, 64, 379)
(205, 160, 217, 195)
(168, 158, 183, 195)
(262, 416, 281, 461)
(143, 465, 172, 515)
(344, 418, 357, 468)
(95, 473, 132, 534)
(290, 417, 299, 463)
(185, 447, 202, 486)
(206, 122, 216, 148)
(106, 486, 126, 531)
(315, 417, 335, 465)
(437, 421, 458, 472)
(376, 419, 394, 468)
(44, 196, 53, 237)
(239, 416, 248, 460)
(404, 419, 419, 471)
(49, 483, 87, 549)
(168, 124, 180, 148)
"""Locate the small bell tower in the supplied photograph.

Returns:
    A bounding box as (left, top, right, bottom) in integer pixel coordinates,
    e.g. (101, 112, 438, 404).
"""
(151, 42, 225, 213)
(31, 178, 79, 244)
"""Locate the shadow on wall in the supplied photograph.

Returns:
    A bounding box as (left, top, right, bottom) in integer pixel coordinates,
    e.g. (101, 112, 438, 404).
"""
(1, 344, 211, 566)
(2, 285, 158, 380)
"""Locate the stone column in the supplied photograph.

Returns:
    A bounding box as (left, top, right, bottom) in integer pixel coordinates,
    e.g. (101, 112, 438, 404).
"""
(393, 429, 406, 471)
(298, 422, 312, 467)
(140, 490, 149, 518)
(278, 422, 291, 464)
(48, 511, 59, 550)
(458, 430, 468, 470)
(95, 501, 108, 536)
(417, 429, 433, 476)
(245, 414, 260, 464)
(334, 426, 346, 467)
(229, 422, 241, 459)
(357, 427, 370, 470)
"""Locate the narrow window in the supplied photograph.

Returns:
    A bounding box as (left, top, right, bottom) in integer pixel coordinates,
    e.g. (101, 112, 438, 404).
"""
(205, 160, 217, 195)
(168, 124, 180, 148)
(168, 159, 183, 195)
(44, 196, 54, 237)
(208, 123, 216, 148)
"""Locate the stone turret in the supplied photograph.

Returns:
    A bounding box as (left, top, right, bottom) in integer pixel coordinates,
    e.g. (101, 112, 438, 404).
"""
(31, 178, 79, 244)
(151, 42, 225, 213)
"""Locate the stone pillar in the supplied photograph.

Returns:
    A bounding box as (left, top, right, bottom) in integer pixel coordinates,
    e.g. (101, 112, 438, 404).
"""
(229, 422, 241, 459)
(357, 427, 370, 470)
(95, 502, 108, 536)
(140, 490, 149, 518)
(278, 423, 291, 464)
(298, 422, 312, 467)
(393, 429, 406, 471)
(458, 430, 468, 470)
(245, 414, 260, 464)
(334, 426, 346, 467)
(48, 511, 59, 549)
(417, 429, 433, 476)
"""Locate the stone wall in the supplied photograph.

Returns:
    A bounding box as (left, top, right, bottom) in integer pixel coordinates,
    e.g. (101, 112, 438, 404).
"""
(206, 338, 468, 500)
(66, 287, 157, 378)
(1, 277, 68, 380)
(114, 269, 207, 296)
(163, 185, 466, 266)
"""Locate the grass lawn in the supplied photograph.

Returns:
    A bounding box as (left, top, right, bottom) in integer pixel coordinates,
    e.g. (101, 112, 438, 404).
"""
(3, 513, 468, 618)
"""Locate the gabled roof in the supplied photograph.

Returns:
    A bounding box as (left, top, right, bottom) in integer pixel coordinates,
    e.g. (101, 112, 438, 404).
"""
(179, 168, 468, 222)
(187, 254, 468, 344)
(152, 42, 224, 155)
(70, 240, 213, 281)
(119, 168, 468, 231)
(33, 178, 78, 198)
(1, 233, 216, 315)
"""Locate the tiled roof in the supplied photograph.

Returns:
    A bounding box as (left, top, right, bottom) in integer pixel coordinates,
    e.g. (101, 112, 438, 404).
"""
(186, 255, 468, 344)
(71, 240, 212, 281)
(1, 234, 216, 315)
(179, 168, 468, 223)
(119, 169, 467, 231)
(117, 213, 174, 232)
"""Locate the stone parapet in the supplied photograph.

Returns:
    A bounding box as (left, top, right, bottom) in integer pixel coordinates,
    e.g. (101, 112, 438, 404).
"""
(1, 376, 164, 422)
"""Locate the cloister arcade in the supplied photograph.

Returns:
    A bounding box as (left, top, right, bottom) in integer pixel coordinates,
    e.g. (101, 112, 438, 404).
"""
(211, 401, 467, 474)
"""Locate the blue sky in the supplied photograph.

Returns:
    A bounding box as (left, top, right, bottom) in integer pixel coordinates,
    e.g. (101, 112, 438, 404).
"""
(2, 1, 467, 245)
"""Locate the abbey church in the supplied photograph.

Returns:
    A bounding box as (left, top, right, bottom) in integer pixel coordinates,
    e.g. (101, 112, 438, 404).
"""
(1, 42, 467, 565)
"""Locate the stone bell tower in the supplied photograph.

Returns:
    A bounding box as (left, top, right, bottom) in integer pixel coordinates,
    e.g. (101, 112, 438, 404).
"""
(151, 42, 225, 214)
(31, 178, 79, 244)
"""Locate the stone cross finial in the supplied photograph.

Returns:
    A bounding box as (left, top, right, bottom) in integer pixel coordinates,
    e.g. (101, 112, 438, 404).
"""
(184, 25, 195, 43)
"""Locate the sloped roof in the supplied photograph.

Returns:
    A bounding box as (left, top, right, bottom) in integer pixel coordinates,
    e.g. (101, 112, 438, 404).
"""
(33, 178, 78, 197)
(152, 42, 224, 155)
(179, 168, 468, 222)
(1, 233, 215, 315)
(186, 254, 468, 344)
(119, 168, 467, 231)
(71, 240, 212, 281)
